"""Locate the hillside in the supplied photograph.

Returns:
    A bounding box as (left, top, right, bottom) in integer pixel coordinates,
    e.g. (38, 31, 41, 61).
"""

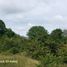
(0, 20, 67, 67)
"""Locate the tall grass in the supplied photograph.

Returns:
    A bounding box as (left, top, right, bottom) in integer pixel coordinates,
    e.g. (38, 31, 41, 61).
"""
(0, 54, 39, 67)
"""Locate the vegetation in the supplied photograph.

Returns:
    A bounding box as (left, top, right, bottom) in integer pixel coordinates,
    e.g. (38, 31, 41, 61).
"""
(0, 20, 67, 67)
(0, 54, 38, 67)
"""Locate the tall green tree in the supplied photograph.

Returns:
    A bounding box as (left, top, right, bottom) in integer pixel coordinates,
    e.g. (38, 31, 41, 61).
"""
(0, 20, 6, 29)
(27, 26, 48, 43)
(50, 29, 63, 39)
(0, 20, 6, 35)
(27, 26, 49, 59)
(50, 29, 63, 43)
(5, 28, 15, 38)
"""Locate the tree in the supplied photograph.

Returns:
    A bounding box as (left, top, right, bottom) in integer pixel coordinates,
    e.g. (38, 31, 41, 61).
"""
(27, 26, 48, 43)
(50, 29, 63, 44)
(27, 26, 49, 59)
(0, 20, 6, 29)
(51, 29, 63, 39)
(5, 28, 15, 38)
(0, 20, 6, 35)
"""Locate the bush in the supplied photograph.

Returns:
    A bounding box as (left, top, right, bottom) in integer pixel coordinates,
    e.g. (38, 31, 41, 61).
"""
(8, 47, 20, 54)
(37, 53, 63, 67)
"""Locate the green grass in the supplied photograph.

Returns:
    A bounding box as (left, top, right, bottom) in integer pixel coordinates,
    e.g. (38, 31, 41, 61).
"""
(0, 54, 39, 67)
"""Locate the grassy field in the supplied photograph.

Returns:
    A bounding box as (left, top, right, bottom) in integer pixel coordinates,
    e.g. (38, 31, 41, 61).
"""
(0, 54, 39, 67)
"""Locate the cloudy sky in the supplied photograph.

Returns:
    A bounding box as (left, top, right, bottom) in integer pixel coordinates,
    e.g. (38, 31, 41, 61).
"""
(0, 0, 67, 36)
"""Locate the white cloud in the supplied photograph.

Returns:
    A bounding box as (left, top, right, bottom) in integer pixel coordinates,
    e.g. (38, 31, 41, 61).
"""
(0, 0, 67, 36)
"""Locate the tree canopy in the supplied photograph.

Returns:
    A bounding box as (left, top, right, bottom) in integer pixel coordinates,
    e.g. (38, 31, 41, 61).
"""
(27, 26, 48, 41)
(0, 20, 6, 30)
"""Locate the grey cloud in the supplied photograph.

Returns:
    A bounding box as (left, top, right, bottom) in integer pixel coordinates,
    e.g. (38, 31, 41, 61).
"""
(0, 0, 38, 15)
(0, 0, 67, 36)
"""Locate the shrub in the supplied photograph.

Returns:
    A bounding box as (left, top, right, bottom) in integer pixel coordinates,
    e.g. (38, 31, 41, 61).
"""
(37, 53, 63, 67)
(8, 47, 19, 54)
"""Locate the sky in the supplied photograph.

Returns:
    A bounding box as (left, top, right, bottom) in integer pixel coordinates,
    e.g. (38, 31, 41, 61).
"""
(0, 0, 67, 36)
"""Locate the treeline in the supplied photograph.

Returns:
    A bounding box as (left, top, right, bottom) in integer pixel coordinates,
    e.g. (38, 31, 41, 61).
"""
(0, 20, 67, 67)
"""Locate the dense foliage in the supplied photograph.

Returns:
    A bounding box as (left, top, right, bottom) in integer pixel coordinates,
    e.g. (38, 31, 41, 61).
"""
(0, 20, 67, 67)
